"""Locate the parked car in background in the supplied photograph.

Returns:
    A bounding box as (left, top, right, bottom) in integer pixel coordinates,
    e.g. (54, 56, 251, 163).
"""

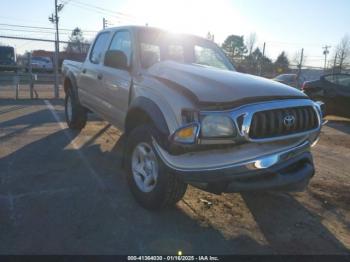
(273, 74, 305, 89)
(302, 73, 350, 117)
(30, 56, 53, 72)
(0, 46, 17, 72)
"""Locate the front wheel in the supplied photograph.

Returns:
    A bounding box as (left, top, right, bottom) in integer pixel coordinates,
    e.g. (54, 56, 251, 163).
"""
(125, 125, 187, 210)
(65, 88, 87, 130)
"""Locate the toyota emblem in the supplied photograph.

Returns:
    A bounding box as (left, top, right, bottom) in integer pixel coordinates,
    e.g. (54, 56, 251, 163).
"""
(283, 115, 296, 128)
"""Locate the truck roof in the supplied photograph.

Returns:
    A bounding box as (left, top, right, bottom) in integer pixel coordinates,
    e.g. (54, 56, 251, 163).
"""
(99, 25, 208, 42)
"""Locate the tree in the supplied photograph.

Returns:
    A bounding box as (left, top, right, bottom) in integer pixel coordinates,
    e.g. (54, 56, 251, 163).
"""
(222, 35, 247, 62)
(65, 27, 90, 54)
(237, 47, 273, 76)
(274, 51, 290, 74)
(292, 50, 306, 69)
(332, 35, 350, 72)
(246, 33, 257, 56)
(242, 47, 262, 74)
(261, 55, 274, 76)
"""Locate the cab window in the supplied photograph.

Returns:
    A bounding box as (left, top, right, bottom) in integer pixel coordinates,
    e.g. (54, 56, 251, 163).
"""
(90, 32, 110, 64)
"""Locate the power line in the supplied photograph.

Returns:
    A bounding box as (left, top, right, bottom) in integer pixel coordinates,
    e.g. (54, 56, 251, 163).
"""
(0, 23, 98, 33)
(0, 28, 55, 34)
(266, 41, 324, 47)
(0, 15, 45, 25)
(59, 0, 73, 5)
(0, 28, 95, 38)
(0, 35, 71, 43)
(68, 1, 138, 23)
(70, 0, 134, 19)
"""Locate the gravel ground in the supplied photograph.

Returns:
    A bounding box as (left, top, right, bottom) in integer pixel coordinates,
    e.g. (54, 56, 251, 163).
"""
(0, 97, 349, 255)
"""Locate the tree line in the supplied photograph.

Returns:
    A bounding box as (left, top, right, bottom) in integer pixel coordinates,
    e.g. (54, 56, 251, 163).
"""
(215, 32, 350, 76)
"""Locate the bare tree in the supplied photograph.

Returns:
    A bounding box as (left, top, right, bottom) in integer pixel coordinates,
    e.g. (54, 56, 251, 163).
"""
(333, 35, 350, 72)
(292, 50, 307, 68)
(246, 33, 257, 56)
(65, 28, 90, 54)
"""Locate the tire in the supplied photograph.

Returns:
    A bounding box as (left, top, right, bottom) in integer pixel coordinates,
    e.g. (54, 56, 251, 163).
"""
(125, 125, 187, 210)
(65, 88, 87, 130)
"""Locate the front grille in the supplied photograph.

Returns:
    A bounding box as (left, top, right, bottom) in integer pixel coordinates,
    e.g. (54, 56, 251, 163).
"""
(249, 106, 318, 139)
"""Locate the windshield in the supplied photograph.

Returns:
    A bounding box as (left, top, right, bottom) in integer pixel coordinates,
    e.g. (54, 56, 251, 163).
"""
(0, 46, 15, 61)
(138, 28, 235, 71)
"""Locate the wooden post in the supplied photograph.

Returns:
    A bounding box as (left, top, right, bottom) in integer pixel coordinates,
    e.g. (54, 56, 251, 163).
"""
(14, 73, 19, 100)
(259, 42, 266, 76)
(28, 53, 34, 99)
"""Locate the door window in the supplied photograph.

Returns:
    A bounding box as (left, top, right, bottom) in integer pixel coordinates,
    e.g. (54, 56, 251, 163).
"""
(90, 32, 110, 64)
(108, 31, 132, 67)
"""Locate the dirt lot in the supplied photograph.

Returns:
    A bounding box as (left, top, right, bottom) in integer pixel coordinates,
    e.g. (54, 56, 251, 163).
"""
(0, 91, 349, 254)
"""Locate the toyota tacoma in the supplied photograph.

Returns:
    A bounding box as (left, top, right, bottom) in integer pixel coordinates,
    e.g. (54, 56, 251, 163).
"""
(62, 26, 324, 210)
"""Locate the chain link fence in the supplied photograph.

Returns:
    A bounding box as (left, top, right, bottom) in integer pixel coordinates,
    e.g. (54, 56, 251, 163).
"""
(0, 63, 62, 100)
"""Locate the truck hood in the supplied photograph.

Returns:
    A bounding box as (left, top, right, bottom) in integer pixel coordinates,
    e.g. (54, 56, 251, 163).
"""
(148, 61, 307, 108)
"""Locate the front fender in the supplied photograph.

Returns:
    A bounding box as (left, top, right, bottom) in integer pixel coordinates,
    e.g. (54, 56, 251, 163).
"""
(127, 96, 170, 137)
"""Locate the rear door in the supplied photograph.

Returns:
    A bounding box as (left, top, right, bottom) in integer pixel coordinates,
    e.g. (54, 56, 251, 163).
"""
(78, 32, 111, 115)
(100, 30, 133, 129)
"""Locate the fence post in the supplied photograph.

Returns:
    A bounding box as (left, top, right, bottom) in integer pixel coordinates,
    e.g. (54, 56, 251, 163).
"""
(14, 72, 19, 100)
(28, 53, 34, 99)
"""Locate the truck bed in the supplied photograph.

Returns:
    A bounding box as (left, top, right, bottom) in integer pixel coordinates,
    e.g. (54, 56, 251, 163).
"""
(62, 60, 83, 77)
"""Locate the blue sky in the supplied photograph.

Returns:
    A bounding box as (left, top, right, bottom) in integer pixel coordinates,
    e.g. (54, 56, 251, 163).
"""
(0, 0, 349, 67)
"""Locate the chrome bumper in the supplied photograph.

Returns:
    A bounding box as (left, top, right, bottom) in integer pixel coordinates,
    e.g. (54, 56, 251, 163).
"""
(154, 140, 310, 174)
(154, 140, 314, 192)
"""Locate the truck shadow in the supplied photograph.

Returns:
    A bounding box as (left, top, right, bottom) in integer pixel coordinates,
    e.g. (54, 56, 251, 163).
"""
(0, 98, 63, 107)
(325, 120, 350, 135)
(241, 192, 348, 254)
(0, 109, 348, 254)
(102, 127, 348, 254)
(0, 116, 268, 254)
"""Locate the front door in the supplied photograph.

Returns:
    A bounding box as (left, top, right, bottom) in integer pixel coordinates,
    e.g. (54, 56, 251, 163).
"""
(100, 30, 133, 129)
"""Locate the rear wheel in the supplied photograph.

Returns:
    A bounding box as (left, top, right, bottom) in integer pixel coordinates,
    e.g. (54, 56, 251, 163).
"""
(126, 125, 187, 210)
(65, 88, 87, 130)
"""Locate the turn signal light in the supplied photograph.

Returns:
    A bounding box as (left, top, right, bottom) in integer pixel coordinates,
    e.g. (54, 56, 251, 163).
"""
(170, 123, 200, 144)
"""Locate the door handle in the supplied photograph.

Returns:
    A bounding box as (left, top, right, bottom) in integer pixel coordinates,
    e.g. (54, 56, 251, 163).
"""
(97, 73, 103, 80)
(82, 68, 87, 74)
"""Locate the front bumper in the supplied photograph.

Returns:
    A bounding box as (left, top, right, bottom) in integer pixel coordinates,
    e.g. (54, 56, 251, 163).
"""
(154, 140, 315, 193)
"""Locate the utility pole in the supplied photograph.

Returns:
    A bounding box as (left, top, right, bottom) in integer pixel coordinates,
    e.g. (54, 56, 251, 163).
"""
(333, 52, 338, 74)
(49, 0, 64, 99)
(322, 45, 331, 72)
(297, 48, 304, 78)
(54, 0, 60, 99)
(103, 18, 108, 29)
(259, 42, 266, 76)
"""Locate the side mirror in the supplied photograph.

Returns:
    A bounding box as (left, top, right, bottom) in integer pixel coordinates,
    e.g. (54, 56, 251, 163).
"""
(141, 51, 159, 69)
(104, 50, 129, 70)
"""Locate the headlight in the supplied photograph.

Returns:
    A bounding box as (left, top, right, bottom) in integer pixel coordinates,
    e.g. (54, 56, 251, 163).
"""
(201, 115, 236, 138)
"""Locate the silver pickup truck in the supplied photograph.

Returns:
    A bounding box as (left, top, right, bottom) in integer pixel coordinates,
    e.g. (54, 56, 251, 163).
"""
(62, 26, 324, 210)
